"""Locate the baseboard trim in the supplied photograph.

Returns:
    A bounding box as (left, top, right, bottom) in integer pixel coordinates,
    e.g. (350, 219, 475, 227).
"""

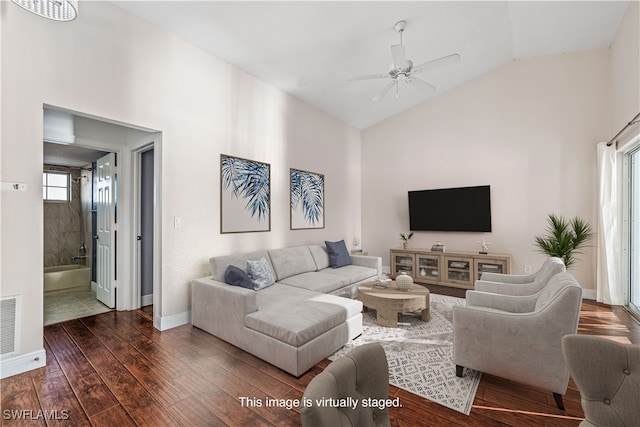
(0, 349, 46, 379)
(582, 289, 596, 300)
(155, 311, 191, 331)
(141, 294, 153, 307)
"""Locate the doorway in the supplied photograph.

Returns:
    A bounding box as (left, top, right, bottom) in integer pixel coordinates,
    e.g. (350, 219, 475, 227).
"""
(43, 149, 113, 325)
(42, 105, 162, 326)
(139, 148, 154, 308)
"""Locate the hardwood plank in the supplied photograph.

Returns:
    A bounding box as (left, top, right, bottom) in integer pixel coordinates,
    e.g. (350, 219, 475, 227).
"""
(84, 314, 191, 380)
(168, 397, 228, 426)
(89, 404, 136, 427)
(171, 370, 301, 426)
(79, 326, 192, 408)
(186, 388, 274, 427)
(127, 402, 185, 427)
(43, 324, 119, 417)
(0, 376, 47, 427)
(61, 319, 180, 425)
(31, 342, 92, 427)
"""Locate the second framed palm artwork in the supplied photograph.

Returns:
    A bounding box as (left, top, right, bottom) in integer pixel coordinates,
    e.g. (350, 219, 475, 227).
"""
(290, 168, 325, 230)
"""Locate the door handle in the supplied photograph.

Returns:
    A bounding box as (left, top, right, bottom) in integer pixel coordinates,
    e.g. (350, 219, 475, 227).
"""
(137, 235, 142, 241)
(93, 235, 99, 240)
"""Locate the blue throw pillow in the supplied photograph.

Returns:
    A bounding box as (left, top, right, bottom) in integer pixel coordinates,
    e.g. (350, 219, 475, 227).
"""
(325, 240, 352, 269)
(246, 257, 275, 290)
(223, 265, 254, 289)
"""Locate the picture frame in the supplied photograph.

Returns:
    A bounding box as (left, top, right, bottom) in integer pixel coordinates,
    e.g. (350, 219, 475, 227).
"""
(220, 154, 271, 233)
(290, 168, 325, 230)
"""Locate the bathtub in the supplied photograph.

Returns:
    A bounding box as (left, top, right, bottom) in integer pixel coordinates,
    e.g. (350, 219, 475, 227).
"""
(44, 264, 91, 293)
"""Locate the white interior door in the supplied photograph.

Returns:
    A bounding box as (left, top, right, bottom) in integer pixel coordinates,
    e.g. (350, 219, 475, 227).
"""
(96, 153, 117, 308)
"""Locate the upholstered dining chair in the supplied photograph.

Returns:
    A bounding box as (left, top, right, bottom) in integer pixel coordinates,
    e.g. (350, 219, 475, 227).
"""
(475, 257, 565, 296)
(453, 272, 582, 410)
(301, 343, 390, 427)
(562, 335, 640, 426)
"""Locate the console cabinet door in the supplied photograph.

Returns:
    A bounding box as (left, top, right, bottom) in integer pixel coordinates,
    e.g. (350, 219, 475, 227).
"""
(391, 251, 415, 278)
(416, 255, 440, 283)
(474, 257, 509, 280)
(444, 256, 473, 287)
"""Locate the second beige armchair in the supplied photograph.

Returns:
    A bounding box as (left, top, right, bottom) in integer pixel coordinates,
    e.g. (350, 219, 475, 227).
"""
(475, 257, 565, 296)
(453, 272, 582, 410)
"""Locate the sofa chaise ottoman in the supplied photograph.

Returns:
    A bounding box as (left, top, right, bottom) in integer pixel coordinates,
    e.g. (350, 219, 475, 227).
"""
(191, 244, 382, 376)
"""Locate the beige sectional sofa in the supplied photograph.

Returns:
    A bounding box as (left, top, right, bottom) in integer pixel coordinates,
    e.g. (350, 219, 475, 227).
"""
(191, 244, 382, 376)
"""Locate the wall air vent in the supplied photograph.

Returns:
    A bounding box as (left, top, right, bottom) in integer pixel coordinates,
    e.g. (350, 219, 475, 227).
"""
(1, 295, 22, 357)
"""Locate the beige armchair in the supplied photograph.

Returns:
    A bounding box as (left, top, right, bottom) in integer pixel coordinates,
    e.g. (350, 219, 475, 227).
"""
(301, 343, 391, 427)
(453, 272, 582, 410)
(475, 257, 565, 296)
(562, 335, 640, 426)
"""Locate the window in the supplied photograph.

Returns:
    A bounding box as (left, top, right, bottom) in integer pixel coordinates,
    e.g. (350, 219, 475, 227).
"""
(43, 171, 70, 202)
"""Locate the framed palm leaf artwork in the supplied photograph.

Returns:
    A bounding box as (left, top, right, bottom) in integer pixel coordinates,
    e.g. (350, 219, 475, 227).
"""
(220, 154, 271, 233)
(290, 168, 325, 230)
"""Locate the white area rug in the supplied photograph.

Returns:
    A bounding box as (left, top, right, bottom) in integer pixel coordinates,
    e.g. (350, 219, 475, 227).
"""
(329, 293, 481, 415)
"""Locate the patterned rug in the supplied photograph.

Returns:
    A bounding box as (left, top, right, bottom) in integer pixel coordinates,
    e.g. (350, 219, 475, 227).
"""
(329, 294, 481, 415)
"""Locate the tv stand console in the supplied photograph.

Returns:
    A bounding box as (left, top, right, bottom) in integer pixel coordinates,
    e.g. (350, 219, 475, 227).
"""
(390, 248, 511, 290)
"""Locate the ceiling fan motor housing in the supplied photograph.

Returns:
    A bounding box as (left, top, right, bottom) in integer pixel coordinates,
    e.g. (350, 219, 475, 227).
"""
(389, 60, 414, 78)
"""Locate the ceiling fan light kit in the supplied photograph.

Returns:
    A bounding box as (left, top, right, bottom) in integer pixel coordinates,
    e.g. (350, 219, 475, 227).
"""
(348, 20, 460, 102)
(11, 0, 78, 21)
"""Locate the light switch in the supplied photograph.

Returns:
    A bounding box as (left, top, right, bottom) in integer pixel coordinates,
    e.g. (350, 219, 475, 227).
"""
(174, 216, 183, 228)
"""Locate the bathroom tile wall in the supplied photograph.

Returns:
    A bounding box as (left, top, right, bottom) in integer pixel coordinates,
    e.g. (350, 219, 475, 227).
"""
(43, 165, 92, 268)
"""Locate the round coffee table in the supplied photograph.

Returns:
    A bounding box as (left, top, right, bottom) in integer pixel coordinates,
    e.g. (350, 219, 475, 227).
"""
(357, 281, 430, 327)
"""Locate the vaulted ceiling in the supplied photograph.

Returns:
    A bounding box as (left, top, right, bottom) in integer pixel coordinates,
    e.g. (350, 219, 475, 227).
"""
(112, 1, 629, 129)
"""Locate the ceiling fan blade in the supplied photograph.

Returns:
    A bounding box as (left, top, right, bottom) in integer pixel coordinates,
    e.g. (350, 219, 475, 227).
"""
(347, 73, 389, 81)
(414, 53, 460, 73)
(406, 77, 436, 94)
(373, 80, 396, 102)
(391, 45, 406, 68)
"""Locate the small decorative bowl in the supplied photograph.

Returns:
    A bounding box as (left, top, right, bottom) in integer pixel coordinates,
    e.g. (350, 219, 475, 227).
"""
(396, 272, 414, 291)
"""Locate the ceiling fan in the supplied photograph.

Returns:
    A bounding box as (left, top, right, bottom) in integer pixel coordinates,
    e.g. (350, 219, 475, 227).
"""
(348, 20, 460, 102)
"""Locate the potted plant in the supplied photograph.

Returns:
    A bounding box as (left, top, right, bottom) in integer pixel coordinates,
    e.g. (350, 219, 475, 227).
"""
(400, 232, 414, 250)
(534, 214, 593, 268)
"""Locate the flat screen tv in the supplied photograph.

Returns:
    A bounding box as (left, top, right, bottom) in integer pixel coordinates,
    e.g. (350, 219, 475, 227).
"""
(408, 185, 491, 232)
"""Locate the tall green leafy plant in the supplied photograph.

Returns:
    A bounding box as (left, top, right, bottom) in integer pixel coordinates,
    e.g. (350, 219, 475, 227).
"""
(534, 214, 592, 268)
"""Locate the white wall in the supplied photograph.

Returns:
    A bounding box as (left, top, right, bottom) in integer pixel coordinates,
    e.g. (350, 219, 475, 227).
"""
(362, 50, 612, 290)
(0, 1, 360, 374)
(611, 1, 639, 149)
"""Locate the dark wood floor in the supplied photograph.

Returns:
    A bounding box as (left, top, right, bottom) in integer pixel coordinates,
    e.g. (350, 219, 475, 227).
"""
(2, 298, 638, 426)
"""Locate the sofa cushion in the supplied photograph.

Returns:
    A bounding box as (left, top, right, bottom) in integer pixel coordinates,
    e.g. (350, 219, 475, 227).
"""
(247, 257, 275, 290)
(325, 240, 351, 268)
(278, 272, 351, 294)
(309, 245, 331, 270)
(210, 250, 274, 282)
(224, 265, 254, 289)
(267, 246, 317, 281)
(320, 265, 378, 284)
(245, 298, 348, 347)
(306, 293, 363, 319)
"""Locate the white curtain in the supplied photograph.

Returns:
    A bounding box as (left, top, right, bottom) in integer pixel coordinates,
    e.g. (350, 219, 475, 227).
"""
(596, 142, 624, 305)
